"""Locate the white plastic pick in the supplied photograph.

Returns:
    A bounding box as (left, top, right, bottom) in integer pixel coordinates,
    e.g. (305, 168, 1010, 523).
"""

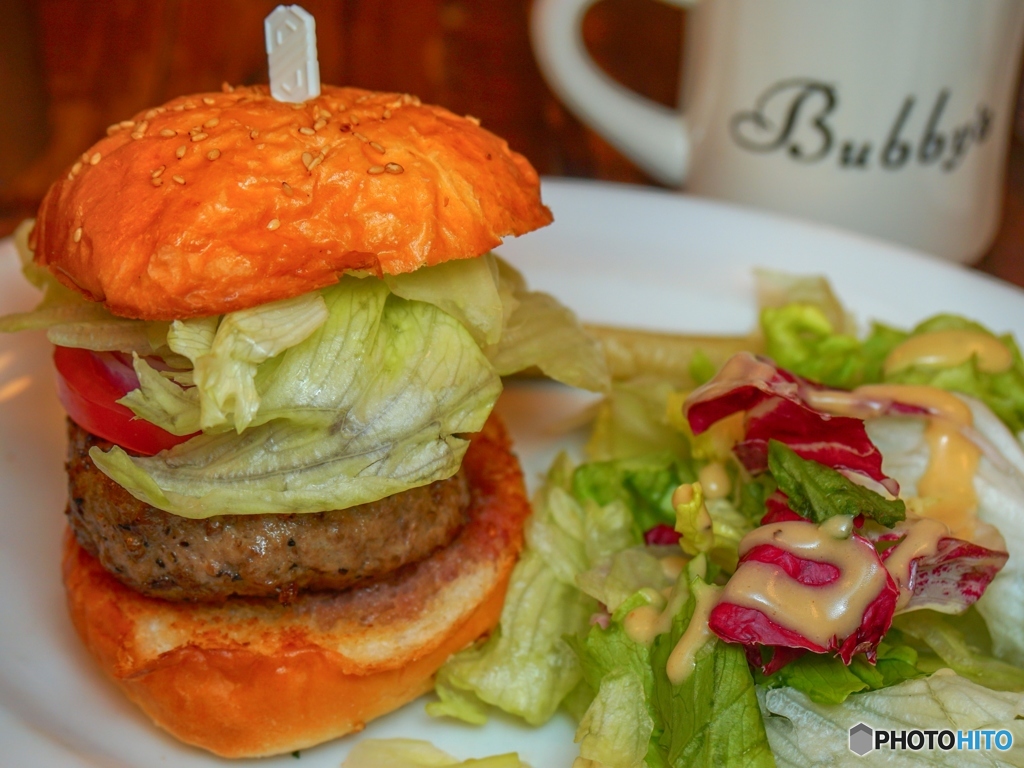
(265, 5, 321, 103)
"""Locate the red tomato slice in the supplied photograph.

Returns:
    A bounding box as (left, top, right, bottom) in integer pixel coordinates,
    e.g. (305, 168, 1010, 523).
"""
(53, 346, 196, 456)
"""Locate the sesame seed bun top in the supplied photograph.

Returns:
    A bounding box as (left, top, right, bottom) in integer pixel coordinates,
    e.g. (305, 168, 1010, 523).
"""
(32, 85, 552, 320)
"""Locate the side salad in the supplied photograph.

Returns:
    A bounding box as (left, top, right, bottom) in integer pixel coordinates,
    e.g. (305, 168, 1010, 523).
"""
(427, 272, 1024, 767)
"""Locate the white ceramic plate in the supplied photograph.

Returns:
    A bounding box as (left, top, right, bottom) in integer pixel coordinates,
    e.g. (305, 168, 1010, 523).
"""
(2, 178, 1023, 766)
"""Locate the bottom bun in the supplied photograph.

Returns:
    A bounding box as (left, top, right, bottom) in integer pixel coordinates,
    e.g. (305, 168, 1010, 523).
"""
(62, 413, 529, 758)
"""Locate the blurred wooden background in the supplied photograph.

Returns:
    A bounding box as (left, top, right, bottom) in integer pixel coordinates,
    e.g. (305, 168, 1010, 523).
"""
(1, 0, 1021, 285)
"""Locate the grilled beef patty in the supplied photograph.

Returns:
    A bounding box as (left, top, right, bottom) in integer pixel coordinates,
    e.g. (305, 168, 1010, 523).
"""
(65, 420, 470, 602)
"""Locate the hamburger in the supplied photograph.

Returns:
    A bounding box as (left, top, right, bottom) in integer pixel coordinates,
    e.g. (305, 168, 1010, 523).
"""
(2, 84, 607, 757)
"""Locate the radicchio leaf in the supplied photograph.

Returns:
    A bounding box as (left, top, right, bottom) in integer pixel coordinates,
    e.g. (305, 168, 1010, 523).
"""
(871, 532, 1009, 615)
(684, 353, 903, 497)
(644, 523, 681, 546)
(708, 520, 899, 673)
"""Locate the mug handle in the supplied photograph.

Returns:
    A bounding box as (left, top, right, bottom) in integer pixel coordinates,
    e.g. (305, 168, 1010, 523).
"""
(531, 0, 695, 186)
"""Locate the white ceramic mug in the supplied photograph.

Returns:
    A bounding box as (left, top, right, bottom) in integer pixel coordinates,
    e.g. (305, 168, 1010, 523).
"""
(532, 0, 1024, 263)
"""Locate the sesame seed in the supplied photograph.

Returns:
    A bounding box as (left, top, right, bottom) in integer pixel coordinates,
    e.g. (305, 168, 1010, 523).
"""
(204, 118, 219, 128)
(313, 118, 327, 131)
(222, 82, 234, 93)
(120, 120, 135, 129)
(320, 109, 332, 118)
(299, 126, 315, 136)
(71, 161, 82, 175)
(353, 132, 368, 142)
(159, 128, 177, 137)
(307, 155, 323, 171)
(106, 124, 122, 135)
(466, 115, 481, 126)
(175, 144, 187, 159)
(81, 152, 90, 161)
(202, 96, 215, 105)
(172, 174, 185, 184)
(137, 121, 149, 133)
(73, 227, 82, 243)
(384, 162, 404, 174)
(301, 151, 313, 168)
(183, 101, 196, 110)
(151, 165, 165, 178)
(370, 141, 385, 154)
(350, 114, 360, 125)
(173, 105, 184, 112)
(131, 131, 144, 140)
(191, 132, 208, 142)
(250, 129, 259, 139)
(282, 182, 293, 196)
(89, 152, 101, 165)
(151, 177, 163, 187)
(256, 143, 266, 149)
(145, 109, 158, 119)
(367, 165, 385, 175)
(206, 149, 221, 160)
(383, 109, 391, 119)
(267, 218, 280, 230)
(291, 103, 304, 110)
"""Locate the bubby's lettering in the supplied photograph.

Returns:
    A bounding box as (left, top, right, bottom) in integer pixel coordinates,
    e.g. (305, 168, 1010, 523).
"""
(729, 79, 992, 172)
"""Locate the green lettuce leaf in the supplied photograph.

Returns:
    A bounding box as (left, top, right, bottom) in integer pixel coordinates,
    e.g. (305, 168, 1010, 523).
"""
(189, 292, 329, 432)
(760, 273, 1024, 432)
(0, 220, 171, 353)
(755, 269, 853, 336)
(576, 546, 676, 615)
(893, 610, 1024, 692)
(756, 637, 924, 705)
(431, 454, 638, 726)
(576, 670, 655, 768)
(118, 355, 201, 436)
(649, 575, 775, 768)
(568, 617, 658, 768)
(886, 314, 1024, 433)
(767, 440, 905, 527)
(91, 279, 501, 517)
(430, 550, 591, 726)
(385, 252, 504, 346)
(672, 483, 750, 574)
(572, 453, 697, 535)
(756, 269, 903, 390)
(586, 379, 692, 463)
(759, 670, 1024, 767)
(571, 559, 773, 768)
(342, 739, 527, 768)
(484, 258, 609, 392)
(760, 305, 901, 390)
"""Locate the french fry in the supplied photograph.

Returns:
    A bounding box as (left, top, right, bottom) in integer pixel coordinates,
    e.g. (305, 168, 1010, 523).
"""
(584, 324, 760, 384)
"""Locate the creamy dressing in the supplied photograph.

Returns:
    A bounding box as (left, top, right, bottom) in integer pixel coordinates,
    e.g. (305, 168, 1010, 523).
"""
(805, 382, 981, 539)
(666, 583, 723, 685)
(884, 329, 1012, 376)
(698, 462, 731, 499)
(672, 483, 712, 542)
(719, 521, 889, 648)
(660, 555, 688, 581)
(858, 384, 979, 539)
(883, 517, 949, 610)
(624, 583, 690, 646)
